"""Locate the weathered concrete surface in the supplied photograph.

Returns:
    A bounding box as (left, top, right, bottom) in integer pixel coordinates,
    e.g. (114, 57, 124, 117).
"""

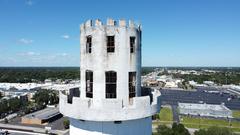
(60, 89, 160, 121)
(80, 19, 142, 107)
(60, 19, 161, 135)
(69, 117, 152, 135)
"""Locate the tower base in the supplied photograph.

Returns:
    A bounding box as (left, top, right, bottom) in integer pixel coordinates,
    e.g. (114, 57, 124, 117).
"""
(69, 117, 152, 135)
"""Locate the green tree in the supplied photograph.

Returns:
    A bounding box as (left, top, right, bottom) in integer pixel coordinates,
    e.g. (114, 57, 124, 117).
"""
(33, 89, 59, 107)
(194, 127, 233, 135)
(172, 123, 190, 135)
(155, 123, 190, 135)
(0, 99, 9, 116)
(4, 118, 8, 124)
(63, 118, 70, 129)
(48, 91, 59, 105)
(8, 98, 21, 112)
(33, 90, 49, 106)
(156, 125, 173, 135)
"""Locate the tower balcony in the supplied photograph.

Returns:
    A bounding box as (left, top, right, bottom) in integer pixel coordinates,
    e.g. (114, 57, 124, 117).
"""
(59, 88, 161, 121)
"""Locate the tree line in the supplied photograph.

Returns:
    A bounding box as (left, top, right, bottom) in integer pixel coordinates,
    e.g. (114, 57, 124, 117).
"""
(0, 67, 80, 83)
(0, 67, 156, 83)
(154, 123, 237, 135)
(172, 72, 240, 85)
(1, 67, 239, 84)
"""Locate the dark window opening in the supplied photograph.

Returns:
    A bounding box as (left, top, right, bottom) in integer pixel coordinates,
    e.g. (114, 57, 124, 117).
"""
(114, 121, 122, 124)
(106, 71, 117, 98)
(86, 36, 92, 53)
(130, 37, 135, 53)
(86, 70, 93, 98)
(107, 36, 115, 52)
(67, 88, 80, 104)
(129, 72, 136, 98)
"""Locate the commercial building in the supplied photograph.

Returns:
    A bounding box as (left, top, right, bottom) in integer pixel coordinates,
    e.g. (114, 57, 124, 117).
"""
(178, 102, 232, 118)
(59, 19, 161, 135)
(21, 107, 61, 125)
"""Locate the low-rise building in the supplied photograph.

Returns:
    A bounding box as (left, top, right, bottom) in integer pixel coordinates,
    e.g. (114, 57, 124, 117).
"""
(178, 102, 232, 118)
(203, 81, 215, 86)
(21, 107, 61, 125)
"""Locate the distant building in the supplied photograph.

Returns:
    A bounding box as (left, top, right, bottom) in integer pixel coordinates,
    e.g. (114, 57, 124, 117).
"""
(41, 83, 80, 91)
(19, 93, 28, 102)
(1, 89, 36, 101)
(165, 81, 178, 88)
(203, 81, 215, 86)
(178, 102, 232, 118)
(189, 80, 197, 86)
(0, 83, 42, 90)
(44, 79, 52, 84)
(21, 107, 61, 125)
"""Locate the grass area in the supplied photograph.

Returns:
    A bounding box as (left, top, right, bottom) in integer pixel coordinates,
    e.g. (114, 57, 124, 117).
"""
(233, 110, 240, 118)
(159, 107, 173, 121)
(180, 116, 240, 132)
(153, 106, 174, 126)
(152, 121, 173, 126)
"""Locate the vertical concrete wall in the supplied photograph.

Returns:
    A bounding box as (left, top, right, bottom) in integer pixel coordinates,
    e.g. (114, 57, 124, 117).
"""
(70, 117, 152, 135)
(80, 19, 142, 106)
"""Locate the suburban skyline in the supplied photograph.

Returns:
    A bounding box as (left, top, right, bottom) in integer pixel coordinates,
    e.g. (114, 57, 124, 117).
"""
(0, 0, 240, 67)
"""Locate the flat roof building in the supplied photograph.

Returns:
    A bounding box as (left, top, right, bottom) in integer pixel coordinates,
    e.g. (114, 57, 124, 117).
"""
(21, 107, 61, 125)
(178, 102, 232, 118)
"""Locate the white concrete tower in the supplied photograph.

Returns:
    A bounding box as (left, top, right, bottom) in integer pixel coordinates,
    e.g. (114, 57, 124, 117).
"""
(59, 19, 161, 135)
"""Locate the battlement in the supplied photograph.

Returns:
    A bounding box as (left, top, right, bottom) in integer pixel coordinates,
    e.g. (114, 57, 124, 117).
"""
(80, 18, 141, 30)
(59, 89, 161, 121)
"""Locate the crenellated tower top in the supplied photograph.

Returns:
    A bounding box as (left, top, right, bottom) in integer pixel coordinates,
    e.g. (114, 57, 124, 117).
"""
(60, 18, 160, 123)
(80, 18, 141, 30)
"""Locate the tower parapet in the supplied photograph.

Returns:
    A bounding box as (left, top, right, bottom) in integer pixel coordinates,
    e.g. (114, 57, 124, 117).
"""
(80, 19, 141, 30)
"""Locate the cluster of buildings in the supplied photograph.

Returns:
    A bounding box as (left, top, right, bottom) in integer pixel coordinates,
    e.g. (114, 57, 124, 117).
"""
(142, 68, 222, 89)
(167, 69, 200, 75)
(0, 81, 80, 103)
(188, 80, 216, 87)
(142, 72, 183, 88)
(167, 69, 218, 75)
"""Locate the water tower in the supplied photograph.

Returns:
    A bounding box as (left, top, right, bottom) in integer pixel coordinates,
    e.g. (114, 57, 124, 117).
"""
(59, 19, 161, 135)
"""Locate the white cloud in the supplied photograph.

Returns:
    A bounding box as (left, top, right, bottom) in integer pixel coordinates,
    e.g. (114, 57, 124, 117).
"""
(18, 52, 40, 56)
(26, 0, 33, 6)
(60, 53, 68, 56)
(61, 35, 70, 39)
(1, 52, 79, 66)
(19, 38, 34, 44)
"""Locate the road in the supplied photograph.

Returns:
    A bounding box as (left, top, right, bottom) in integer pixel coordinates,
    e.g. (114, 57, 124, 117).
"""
(6, 129, 46, 135)
(0, 123, 68, 135)
(171, 105, 179, 123)
(0, 123, 45, 133)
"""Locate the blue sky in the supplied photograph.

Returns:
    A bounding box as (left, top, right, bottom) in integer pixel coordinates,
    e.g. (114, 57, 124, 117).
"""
(0, 0, 239, 67)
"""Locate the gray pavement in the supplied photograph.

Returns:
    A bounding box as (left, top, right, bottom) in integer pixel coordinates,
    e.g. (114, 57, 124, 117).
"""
(4, 129, 46, 135)
(171, 105, 180, 123)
